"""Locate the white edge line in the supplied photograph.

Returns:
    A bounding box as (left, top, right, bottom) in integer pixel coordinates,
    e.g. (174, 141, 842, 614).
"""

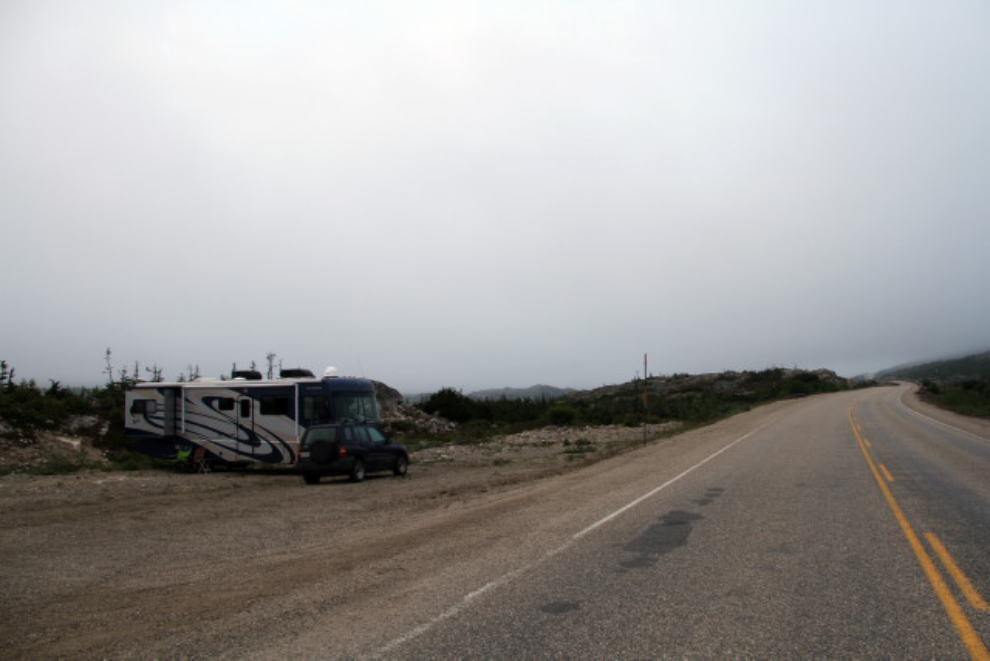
(897, 389, 989, 444)
(573, 427, 761, 540)
(372, 425, 763, 658)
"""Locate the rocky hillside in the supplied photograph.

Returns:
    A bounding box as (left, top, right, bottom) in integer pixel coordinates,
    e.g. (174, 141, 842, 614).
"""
(577, 368, 848, 400)
(564, 368, 851, 424)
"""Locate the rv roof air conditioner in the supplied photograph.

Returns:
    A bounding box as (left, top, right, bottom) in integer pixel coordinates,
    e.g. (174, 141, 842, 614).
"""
(231, 370, 263, 381)
(280, 368, 315, 379)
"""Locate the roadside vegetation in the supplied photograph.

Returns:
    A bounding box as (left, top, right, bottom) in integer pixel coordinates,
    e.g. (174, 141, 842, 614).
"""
(412, 368, 853, 448)
(879, 350, 990, 419)
(920, 378, 990, 418)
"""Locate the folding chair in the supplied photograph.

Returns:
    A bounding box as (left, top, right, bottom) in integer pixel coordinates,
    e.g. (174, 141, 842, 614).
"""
(191, 446, 211, 473)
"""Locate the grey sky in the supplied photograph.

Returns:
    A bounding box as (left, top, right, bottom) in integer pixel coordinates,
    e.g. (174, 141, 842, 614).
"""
(2, 1, 988, 393)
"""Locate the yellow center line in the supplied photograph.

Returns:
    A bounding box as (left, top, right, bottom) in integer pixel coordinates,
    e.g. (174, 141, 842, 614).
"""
(880, 463, 895, 483)
(849, 408, 989, 661)
(926, 532, 990, 612)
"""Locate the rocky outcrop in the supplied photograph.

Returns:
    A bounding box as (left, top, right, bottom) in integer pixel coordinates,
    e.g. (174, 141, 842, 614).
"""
(373, 380, 456, 436)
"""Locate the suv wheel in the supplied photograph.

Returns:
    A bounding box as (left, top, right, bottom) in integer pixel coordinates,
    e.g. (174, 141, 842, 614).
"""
(303, 472, 320, 485)
(393, 455, 409, 477)
(349, 459, 366, 483)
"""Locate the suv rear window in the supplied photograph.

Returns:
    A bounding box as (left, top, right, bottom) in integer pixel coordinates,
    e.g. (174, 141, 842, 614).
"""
(304, 427, 336, 446)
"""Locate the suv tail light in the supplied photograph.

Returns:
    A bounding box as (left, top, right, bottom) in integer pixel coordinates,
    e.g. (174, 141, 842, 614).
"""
(338, 446, 347, 458)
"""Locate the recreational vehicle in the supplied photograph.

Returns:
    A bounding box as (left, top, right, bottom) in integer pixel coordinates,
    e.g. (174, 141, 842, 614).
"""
(124, 368, 379, 467)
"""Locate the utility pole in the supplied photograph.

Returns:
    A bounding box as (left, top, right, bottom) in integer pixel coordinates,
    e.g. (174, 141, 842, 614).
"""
(643, 353, 648, 444)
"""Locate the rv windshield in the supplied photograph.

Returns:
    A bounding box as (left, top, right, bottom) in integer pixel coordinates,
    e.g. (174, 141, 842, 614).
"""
(332, 392, 379, 423)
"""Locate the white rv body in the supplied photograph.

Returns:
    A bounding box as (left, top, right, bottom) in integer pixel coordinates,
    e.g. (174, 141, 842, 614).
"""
(124, 375, 379, 466)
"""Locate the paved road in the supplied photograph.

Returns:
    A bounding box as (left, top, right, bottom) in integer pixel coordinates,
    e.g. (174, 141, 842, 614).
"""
(377, 385, 990, 659)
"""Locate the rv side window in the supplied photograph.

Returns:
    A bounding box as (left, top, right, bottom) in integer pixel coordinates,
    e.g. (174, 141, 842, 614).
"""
(239, 399, 251, 418)
(260, 396, 290, 416)
(217, 398, 234, 411)
(130, 399, 158, 415)
(302, 396, 331, 425)
(333, 393, 378, 422)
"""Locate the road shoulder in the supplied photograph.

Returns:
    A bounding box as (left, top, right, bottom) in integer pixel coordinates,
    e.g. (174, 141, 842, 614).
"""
(896, 382, 990, 441)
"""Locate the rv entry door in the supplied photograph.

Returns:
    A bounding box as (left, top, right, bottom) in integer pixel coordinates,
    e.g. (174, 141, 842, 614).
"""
(237, 397, 254, 457)
(163, 388, 180, 438)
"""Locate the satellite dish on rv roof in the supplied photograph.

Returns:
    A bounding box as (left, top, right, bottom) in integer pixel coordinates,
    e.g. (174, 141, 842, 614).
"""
(323, 366, 339, 378)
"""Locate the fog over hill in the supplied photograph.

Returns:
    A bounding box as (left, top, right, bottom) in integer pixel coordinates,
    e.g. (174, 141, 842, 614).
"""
(876, 350, 990, 383)
(467, 385, 576, 401)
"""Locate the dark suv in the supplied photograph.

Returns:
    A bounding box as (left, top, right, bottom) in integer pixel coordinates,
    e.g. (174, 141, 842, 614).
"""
(296, 423, 409, 484)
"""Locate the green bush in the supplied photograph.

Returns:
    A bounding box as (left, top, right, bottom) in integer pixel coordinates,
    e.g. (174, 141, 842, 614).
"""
(416, 388, 556, 428)
(417, 387, 483, 423)
(931, 379, 990, 417)
(0, 379, 94, 435)
(545, 405, 578, 426)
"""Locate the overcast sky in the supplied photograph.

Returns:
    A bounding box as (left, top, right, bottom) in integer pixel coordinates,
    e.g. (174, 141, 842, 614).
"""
(2, 1, 988, 393)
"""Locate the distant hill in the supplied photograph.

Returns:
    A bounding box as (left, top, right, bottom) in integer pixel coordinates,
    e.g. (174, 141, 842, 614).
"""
(401, 385, 575, 404)
(562, 368, 850, 424)
(467, 384, 576, 401)
(876, 350, 990, 383)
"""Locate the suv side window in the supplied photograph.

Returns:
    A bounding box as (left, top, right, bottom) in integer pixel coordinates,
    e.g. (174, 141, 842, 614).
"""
(367, 428, 387, 444)
(343, 426, 369, 444)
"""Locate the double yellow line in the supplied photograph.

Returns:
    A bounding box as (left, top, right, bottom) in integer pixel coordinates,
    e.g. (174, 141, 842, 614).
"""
(849, 410, 989, 660)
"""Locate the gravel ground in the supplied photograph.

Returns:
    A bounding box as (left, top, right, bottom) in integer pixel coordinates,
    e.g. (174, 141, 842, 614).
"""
(0, 422, 676, 659)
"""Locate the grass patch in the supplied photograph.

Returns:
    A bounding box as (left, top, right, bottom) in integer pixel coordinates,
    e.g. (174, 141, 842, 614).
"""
(562, 438, 597, 459)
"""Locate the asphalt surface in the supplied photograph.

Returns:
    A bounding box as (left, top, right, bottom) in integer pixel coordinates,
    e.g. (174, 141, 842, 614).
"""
(380, 385, 990, 659)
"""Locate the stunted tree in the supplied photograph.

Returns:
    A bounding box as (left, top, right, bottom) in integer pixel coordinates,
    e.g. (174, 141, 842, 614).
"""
(0, 360, 10, 389)
(104, 347, 115, 386)
(145, 364, 163, 382)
